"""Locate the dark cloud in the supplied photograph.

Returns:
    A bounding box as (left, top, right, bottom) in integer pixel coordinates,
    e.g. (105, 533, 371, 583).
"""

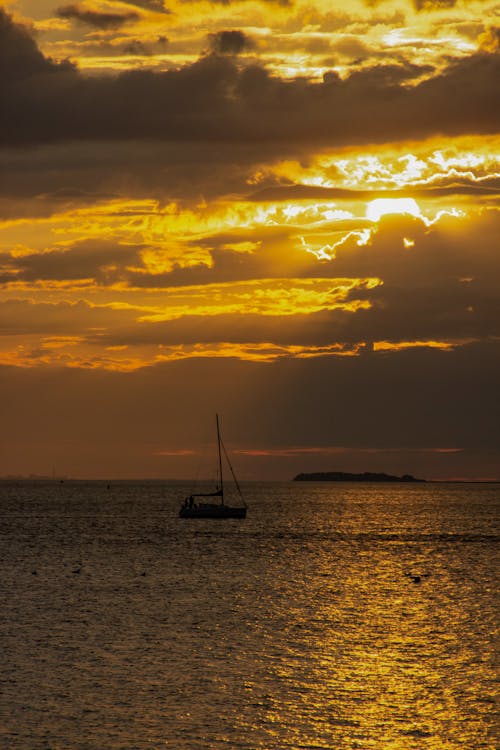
(182, 0, 291, 5)
(123, 40, 152, 57)
(142, 207, 497, 346)
(247, 179, 500, 202)
(56, 4, 140, 30)
(332, 36, 370, 59)
(0, 239, 143, 284)
(0, 7, 498, 483)
(1, 9, 498, 148)
(324, 210, 500, 344)
(2, 209, 499, 355)
(0, 8, 74, 83)
(35, 187, 119, 203)
(0, 298, 137, 335)
(19, 210, 492, 352)
(365, 0, 459, 8)
(122, 0, 170, 11)
(207, 30, 255, 56)
(0, 140, 282, 212)
(413, 0, 458, 9)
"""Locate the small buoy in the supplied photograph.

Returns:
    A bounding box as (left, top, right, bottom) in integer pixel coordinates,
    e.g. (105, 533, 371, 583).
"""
(405, 572, 425, 583)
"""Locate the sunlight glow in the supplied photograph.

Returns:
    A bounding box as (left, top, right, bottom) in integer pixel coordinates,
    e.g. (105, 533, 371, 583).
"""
(366, 198, 421, 222)
(251, 138, 500, 193)
(300, 229, 374, 260)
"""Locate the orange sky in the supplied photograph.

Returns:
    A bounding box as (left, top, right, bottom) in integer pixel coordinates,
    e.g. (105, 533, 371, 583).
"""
(0, 0, 499, 479)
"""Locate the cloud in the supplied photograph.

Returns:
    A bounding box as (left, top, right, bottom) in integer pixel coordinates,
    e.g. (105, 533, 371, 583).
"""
(207, 30, 255, 56)
(5, 210, 491, 355)
(0, 239, 144, 284)
(0, 8, 74, 83)
(1, 9, 498, 148)
(365, 0, 460, 8)
(56, 4, 140, 30)
(182, 0, 291, 5)
(121, 0, 170, 11)
(0, 4, 498, 483)
(478, 26, 500, 53)
(413, 0, 458, 10)
(332, 36, 371, 60)
(0, 139, 279, 213)
(35, 187, 119, 204)
(0, 298, 138, 335)
(123, 40, 152, 57)
(246, 180, 500, 203)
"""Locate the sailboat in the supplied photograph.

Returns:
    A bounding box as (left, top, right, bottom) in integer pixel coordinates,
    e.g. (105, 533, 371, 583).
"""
(179, 414, 247, 519)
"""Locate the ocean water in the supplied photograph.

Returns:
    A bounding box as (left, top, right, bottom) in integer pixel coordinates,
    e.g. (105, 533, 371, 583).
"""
(0, 480, 498, 750)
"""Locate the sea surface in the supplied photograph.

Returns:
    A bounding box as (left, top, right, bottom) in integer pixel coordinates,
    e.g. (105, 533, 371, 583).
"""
(0, 480, 498, 750)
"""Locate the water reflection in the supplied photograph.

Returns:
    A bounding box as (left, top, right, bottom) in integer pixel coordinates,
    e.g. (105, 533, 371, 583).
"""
(0, 481, 497, 749)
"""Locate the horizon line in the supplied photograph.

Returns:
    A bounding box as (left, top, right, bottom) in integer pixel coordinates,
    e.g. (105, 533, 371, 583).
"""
(1, 475, 499, 484)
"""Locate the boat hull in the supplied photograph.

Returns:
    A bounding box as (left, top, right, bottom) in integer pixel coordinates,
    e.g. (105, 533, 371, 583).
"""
(179, 503, 246, 519)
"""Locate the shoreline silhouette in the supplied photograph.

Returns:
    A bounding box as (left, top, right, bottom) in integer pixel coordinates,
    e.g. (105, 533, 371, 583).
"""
(293, 471, 426, 483)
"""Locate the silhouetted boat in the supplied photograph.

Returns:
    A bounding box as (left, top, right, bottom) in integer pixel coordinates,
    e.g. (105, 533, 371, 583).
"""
(179, 415, 247, 519)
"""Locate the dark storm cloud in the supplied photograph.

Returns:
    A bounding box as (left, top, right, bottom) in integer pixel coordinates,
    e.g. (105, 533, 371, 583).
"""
(56, 4, 140, 29)
(1, 9, 498, 147)
(207, 30, 255, 56)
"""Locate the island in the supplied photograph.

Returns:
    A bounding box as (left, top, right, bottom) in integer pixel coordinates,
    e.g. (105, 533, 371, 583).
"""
(293, 471, 425, 482)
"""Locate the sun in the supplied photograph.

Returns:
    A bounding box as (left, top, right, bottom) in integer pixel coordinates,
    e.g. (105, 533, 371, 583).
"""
(366, 198, 421, 222)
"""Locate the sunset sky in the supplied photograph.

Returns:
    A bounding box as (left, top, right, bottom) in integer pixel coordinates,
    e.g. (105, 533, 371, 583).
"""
(1, 0, 499, 480)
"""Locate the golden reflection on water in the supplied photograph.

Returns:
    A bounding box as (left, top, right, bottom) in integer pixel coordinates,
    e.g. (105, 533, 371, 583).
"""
(241, 499, 497, 749)
(0, 482, 497, 749)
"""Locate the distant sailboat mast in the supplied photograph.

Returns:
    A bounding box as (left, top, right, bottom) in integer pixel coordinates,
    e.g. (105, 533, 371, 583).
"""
(216, 413, 224, 505)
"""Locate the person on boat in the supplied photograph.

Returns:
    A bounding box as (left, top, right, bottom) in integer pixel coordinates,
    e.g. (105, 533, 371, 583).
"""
(188, 495, 194, 509)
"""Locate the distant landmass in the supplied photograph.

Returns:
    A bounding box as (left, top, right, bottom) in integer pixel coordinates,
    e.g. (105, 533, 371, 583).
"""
(293, 471, 425, 483)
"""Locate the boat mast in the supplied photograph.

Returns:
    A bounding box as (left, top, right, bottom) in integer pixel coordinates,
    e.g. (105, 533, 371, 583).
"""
(216, 413, 224, 505)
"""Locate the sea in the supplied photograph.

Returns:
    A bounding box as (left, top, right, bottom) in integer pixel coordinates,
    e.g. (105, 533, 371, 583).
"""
(0, 480, 498, 750)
